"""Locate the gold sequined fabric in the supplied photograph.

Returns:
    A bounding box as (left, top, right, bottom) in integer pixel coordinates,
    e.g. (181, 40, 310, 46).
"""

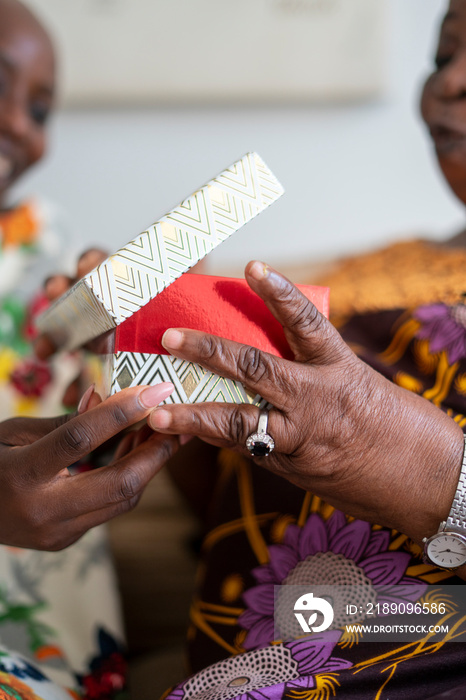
(312, 239, 466, 317)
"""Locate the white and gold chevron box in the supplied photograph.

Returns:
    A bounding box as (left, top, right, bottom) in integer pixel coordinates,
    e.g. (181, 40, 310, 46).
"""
(36, 153, 289, 404)
(37, 153, 284, 351)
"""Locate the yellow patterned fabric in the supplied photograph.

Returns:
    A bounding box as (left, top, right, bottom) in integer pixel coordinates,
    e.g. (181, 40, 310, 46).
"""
(313, 239, 466, 318)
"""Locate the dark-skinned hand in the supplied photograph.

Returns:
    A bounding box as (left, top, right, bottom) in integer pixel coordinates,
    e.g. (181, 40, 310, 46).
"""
(147, 261, 465, 557)
(0, 381, 176, 550)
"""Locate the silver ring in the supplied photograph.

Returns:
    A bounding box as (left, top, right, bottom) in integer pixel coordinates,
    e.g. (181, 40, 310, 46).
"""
(246, 408, 275, 457)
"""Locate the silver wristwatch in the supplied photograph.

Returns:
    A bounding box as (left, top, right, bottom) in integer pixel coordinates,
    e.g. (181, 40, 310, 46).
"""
(423, 434, 466, 570)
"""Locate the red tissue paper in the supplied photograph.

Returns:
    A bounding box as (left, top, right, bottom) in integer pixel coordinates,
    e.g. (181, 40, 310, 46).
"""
(116, 273, 330, 361)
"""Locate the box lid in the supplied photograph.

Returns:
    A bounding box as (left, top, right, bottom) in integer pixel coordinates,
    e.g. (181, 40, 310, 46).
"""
(37, 152, 284, 350)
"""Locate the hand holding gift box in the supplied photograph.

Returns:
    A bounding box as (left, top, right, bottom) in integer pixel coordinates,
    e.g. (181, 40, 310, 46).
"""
(113, 272, 329, 404)
(37, 153, 329, 405)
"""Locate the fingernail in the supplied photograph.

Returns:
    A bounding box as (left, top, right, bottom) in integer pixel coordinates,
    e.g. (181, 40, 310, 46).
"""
(249, 261, 268, 281)
(77, 384, 95, 414)
(150, 408, 172, 429)
(139, 383, 174, 408)
(162, 329, 184, 351)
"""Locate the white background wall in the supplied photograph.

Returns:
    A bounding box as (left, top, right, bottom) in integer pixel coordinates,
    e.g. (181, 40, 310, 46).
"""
(13, 0, 464, 278)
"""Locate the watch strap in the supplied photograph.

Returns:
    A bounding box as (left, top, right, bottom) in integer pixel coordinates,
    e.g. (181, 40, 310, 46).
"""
(446, 434, 466, 535)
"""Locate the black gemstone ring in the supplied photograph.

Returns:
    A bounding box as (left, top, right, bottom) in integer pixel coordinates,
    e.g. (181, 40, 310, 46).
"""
(246, 409, 275, 457)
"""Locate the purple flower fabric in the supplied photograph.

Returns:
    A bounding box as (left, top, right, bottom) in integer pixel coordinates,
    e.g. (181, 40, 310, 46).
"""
(239, 512, 426, 650)
(164, 631, 351, 700)
(414, 303, 466, 363)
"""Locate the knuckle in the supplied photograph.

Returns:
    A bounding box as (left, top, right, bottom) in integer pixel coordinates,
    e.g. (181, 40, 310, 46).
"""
(117, 469, 143, 501)
(237, 345, 269, 384)
(289, 299, 325, 336)
(107, 402, 131, 430)
(274, 282, 324, 333)
(58, 423, 93, 457)
(228, 406, 254, 444)
(198, 333, 219, 361)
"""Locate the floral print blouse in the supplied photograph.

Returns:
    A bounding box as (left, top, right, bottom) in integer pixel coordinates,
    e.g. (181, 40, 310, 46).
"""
(0, 201, 127, 700)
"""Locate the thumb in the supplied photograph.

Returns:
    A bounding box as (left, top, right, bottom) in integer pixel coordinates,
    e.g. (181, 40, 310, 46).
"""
(245, 261, 347, 365)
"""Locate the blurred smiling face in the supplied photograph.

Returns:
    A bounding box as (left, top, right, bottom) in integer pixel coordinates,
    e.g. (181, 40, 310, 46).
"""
(421, 0, 466, 205)
(0, 0, 55, 207)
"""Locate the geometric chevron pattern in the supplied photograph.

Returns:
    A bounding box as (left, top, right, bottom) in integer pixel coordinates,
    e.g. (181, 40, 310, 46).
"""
(109, 351, 267, 406)
(36, 153, 284, 351)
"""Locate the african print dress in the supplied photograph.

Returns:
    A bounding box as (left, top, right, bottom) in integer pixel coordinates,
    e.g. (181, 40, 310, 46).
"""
(166, 240, 466, 700)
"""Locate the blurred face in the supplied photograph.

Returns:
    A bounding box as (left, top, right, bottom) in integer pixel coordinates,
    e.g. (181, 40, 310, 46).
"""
(0, 0, 55, 207)
(421, 0, 466, 206)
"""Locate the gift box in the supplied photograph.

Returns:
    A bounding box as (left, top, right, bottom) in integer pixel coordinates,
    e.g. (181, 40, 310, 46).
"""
(111, 273, 329, 404)
(37, 153, 329, 405)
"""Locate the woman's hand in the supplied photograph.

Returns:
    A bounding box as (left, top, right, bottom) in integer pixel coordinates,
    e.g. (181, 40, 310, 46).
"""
(0, 381, 177, 550)
(148, 261, 465, 546)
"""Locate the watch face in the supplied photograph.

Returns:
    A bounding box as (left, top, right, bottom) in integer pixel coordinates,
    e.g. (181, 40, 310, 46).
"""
(426, 533, 466, 568)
